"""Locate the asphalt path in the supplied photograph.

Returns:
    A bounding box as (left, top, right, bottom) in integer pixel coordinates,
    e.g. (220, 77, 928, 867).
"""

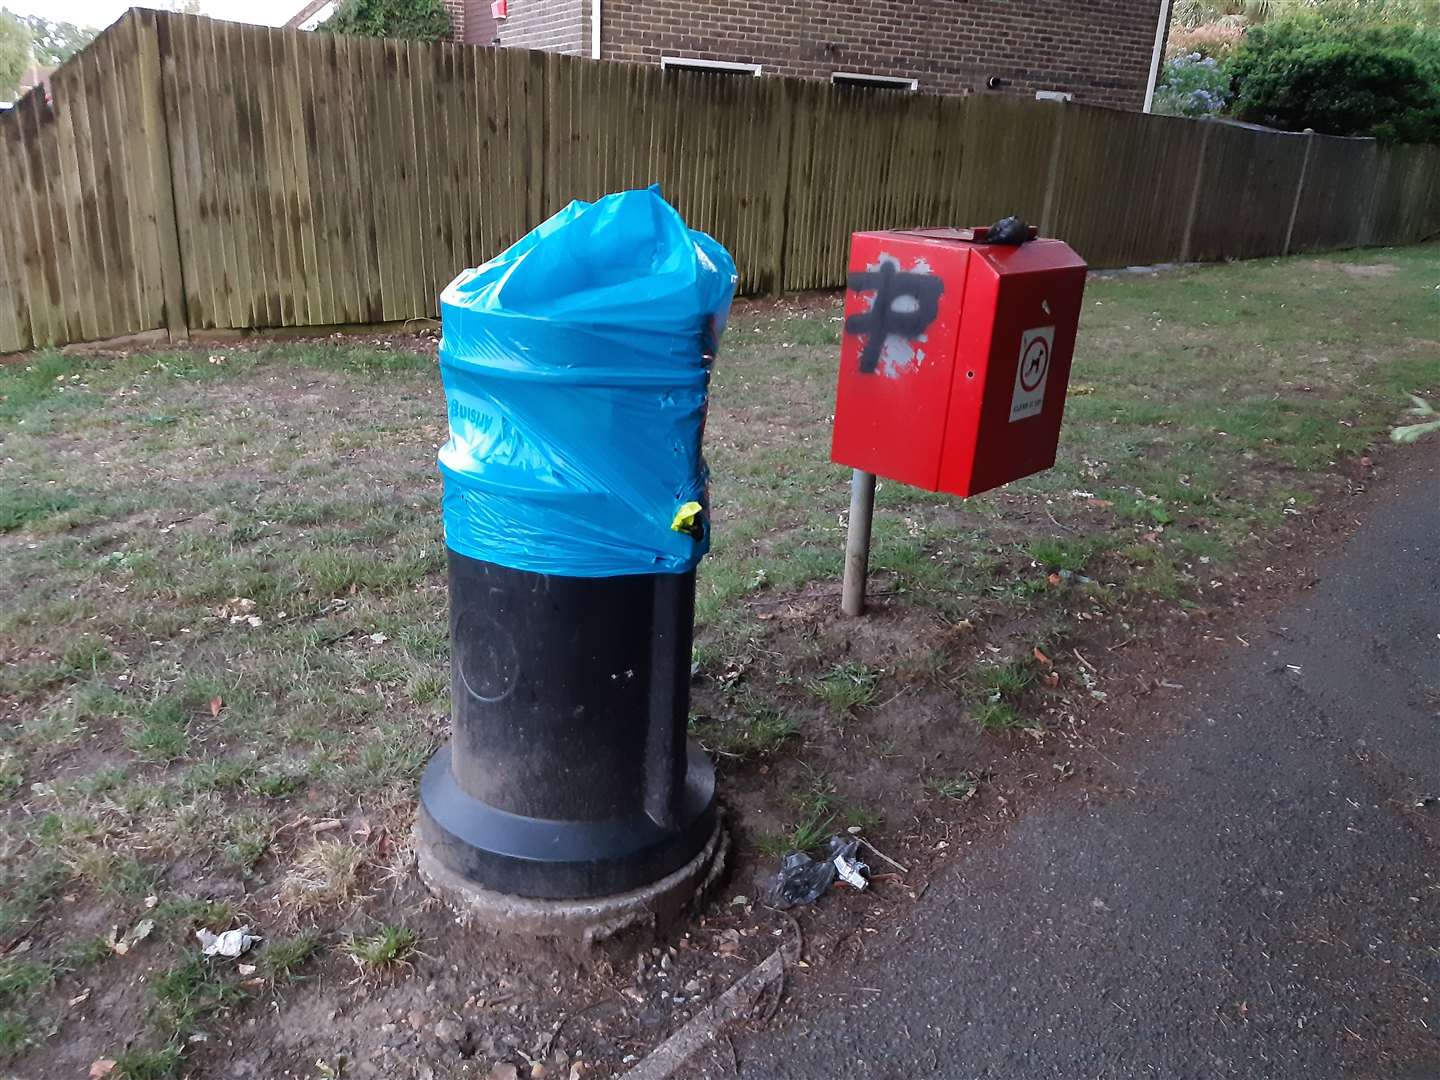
(730, 450, 1440, 1079)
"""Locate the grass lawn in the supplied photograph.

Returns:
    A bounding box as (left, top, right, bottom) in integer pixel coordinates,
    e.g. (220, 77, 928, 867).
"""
(1, 244, 1437, 1076)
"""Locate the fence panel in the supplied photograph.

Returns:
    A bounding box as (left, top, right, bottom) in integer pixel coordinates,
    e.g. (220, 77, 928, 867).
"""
(1185, 124, 1311, 262)
(944, 95, 1060, 232)
(0, 11, 174, 352)
(0, 112, 29, 351)
(783, 84, 961, 291)
(1047, 106, 1210, 269)
(157, 18, 548, 329)
(1419, 145, 1440, 241)
(545, 58, 793, 294)
(1289, 135, 1380, 253)
(1370, 143, 1440, 247)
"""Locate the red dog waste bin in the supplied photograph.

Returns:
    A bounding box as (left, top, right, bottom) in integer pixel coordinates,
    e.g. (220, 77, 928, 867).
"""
(831, 226, 1088, 498)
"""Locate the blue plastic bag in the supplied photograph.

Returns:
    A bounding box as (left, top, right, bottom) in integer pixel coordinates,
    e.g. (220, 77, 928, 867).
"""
(437, 187, 737, 578)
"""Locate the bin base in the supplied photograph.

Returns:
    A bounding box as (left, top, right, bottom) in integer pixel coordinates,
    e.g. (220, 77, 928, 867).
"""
(416, 740, 717, 899)
(416, 817, 726, 947)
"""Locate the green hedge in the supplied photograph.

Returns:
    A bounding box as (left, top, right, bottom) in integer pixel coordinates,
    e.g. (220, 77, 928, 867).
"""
(1228, 19, 1440, 143)
(320, 0, 453, 42)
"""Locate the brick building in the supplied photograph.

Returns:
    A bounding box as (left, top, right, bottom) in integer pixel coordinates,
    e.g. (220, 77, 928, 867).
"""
(455, 0, 500, 45)
(453, 0, 1171, 110)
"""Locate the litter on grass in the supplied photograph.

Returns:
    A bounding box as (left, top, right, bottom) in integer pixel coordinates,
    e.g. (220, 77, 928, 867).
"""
(111, 917, 156, 956)
(196, 926, 262, 959)
(764, 836, 869, 909)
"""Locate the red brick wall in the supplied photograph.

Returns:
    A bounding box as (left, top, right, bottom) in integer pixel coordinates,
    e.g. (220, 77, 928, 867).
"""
(581, 0, 1164, 109)
(441, 0, 466, 41)
(494, 0, 588, 55)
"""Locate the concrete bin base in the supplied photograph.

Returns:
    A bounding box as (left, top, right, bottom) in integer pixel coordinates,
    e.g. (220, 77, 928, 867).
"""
(415, 818, 727, 949)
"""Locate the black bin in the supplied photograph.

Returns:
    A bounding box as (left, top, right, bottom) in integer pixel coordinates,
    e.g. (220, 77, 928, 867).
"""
(420, 187, 735, 903)
(417, 554, 717, 899)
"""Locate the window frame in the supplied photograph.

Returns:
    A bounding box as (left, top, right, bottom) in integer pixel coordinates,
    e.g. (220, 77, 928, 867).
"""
(830, 71, 919, 92)
(660, 56, 763, 77)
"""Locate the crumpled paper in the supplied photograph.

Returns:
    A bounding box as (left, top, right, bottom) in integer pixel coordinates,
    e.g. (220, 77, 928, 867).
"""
(196, 926, 262, 959)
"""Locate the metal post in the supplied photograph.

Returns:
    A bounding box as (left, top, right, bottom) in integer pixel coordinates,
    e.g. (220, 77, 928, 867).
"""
(841, 469, 876, 617)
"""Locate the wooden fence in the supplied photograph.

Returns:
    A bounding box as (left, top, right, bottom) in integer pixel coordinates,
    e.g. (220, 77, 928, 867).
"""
(0, 11, 182, 353)
(2, 8, 1439, 354)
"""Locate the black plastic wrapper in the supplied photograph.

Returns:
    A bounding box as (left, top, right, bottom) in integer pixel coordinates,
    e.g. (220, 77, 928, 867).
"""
(764, 836, 867, 909)
(984, 215, 1032, 245)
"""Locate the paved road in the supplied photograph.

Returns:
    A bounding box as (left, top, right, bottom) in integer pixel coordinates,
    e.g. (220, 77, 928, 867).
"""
(733, 452, 1440, 1079)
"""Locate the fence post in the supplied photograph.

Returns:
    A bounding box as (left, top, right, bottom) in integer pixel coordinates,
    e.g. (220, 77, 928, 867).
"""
(1283, 132, 1315, 257)
(769, 78, 796, 295)
(1356, 142, 1381, 249)
(1178, 121, 1213, 264)
(1038, 102, 1068, 235)
(529, 48, 551, 227)
(133, 10, 189, 342)
(778, 79, 814, 293)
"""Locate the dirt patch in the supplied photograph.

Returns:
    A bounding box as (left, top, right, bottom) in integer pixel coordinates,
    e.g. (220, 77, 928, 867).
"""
(1312, 259, 1401, 278)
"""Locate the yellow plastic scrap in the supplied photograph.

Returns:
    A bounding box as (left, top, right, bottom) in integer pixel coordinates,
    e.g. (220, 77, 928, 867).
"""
(670, 500, 704, 537)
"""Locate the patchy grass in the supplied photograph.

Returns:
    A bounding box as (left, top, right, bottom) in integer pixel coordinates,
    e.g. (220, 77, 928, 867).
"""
(808, 662, 883, 712)
(784, 814, 834, 858)
(258, 930, 324, 987)
(976, 660, 1036, 698)
(756, 772, 883, 856)
(0, 487, 83, 533)
(1, 248, 1438, 1075)
(279, 841, 367, 914)
(125, 697, 193, 763)
(1026, 537, 1101, 573)
(60, 934, 116, 971)
(926, 774, 981, 802)
(0, 1011, 35, 1057)
(150, 954, 244, 1036)
(0, 959, 54, 999)
(113, 1046, 185, 1080)
(150, 897, 240, 935)
(0, 955, 54, 1060)
(110, 954, 246, 1077)
(343, 926, 420, 974)
(974, 700, 1027, 734)
(0, 858, 64, 942)
(968, 659, 1040, 734)
(0, 752, 19, 799)
(690, 703, 801, 759)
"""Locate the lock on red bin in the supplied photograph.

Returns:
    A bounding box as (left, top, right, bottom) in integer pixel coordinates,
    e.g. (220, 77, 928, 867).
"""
(830, 227, 1088, 497)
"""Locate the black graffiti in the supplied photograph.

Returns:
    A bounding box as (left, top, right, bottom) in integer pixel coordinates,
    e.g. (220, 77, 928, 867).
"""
(845, 262, 945, 375)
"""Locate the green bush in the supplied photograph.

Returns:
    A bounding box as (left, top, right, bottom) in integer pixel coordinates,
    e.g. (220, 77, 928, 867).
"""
(1228, 18, 1440, 142)
(0, 11, 29, 101)
(320, 0, 452, 41)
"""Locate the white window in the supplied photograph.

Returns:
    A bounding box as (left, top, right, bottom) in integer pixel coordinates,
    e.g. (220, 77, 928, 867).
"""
(660, 56, 762, 76)
(831, 71, 919, 92)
